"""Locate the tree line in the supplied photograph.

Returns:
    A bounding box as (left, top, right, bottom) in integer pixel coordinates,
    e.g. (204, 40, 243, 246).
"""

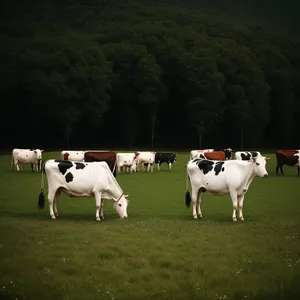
(1, 0, 299, 150)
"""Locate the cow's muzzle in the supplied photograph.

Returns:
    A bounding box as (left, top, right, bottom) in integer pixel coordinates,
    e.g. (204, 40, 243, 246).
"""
(263, 173, 268, 178)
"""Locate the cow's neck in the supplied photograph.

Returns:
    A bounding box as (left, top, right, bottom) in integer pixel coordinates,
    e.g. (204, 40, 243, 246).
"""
(105, 173, 123, 200)
(238, 161, 256, 190)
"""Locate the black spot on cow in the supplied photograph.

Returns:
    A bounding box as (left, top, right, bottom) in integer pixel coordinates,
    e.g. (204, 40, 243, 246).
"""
(250, 151, 259, 157)
(194, 159, 214, 174)
(75, 162, 85, 170)
(65, 172, 74, 183)
(55, 160, 73, 175)
(222, 167, 225, 172)
(214, 161, 225, 175)
(241, 153, 251, 160)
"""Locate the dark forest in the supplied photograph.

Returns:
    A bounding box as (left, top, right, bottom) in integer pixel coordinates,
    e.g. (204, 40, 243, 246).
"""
(1, 0, 299, 150)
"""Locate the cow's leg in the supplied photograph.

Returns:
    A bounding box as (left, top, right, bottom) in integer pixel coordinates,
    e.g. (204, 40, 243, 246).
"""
(53, 190, 61, 218)
(237, 194, 245, 221)
(100, 200, 105, 220)
(150, 163, 153, 172)
(229, 188, 238, 221)
(280, 164, 284, 175)
(196, 191, 203, 219)
(94, 192, 102, 221)
(168, 162, 172, 170)
(297, 166, 299, 177)
(31, 163, 34, 172)
(191, 189, 199, 219)
(157, 162, 160, 171)
(48, 188, 58, 219)
(117, 165, 121, 173)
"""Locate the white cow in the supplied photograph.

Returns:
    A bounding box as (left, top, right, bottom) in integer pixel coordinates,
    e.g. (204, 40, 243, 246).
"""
(116, 153, 137, 173)
(234, 151, 261, 160)
(12, 148, 44, 172)
(135, 151, 156, 172)
(190, 149, 214, 160)
(185, 155, 269, 221)
(61, 150, 85, 162)
(38, 160, 128, 221)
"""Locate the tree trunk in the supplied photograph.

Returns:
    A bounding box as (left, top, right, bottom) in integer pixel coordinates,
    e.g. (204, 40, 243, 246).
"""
(198, 130, 202, 149)
(151, 116, 156, 149)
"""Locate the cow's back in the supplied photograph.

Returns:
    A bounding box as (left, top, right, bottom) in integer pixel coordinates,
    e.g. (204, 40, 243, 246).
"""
(84, 151, 117, 176)
(204, 151, 225, 161)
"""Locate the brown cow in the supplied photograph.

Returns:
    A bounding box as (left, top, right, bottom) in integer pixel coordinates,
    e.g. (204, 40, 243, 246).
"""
(201, 151, 226, 161)
(84, 151, 117, 177)
(276, 150, 300, 176)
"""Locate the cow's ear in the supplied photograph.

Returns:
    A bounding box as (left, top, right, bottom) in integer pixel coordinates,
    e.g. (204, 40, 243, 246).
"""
(124, 194, 129, 197)
(264, 157, 270, 160)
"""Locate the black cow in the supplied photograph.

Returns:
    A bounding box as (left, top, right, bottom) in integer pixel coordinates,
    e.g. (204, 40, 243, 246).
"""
(276, 150, 300, 176)
(154, 152, 177, 170)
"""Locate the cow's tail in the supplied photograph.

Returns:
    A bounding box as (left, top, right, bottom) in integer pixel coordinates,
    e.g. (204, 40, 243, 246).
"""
(112, 159, 117, 176)
(38, 161, 46, 209)
(185, 164, 191, 208)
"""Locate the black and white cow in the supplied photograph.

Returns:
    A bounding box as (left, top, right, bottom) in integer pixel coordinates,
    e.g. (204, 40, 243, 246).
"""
(154, 152, 177, 170)
(38, 160, 128, 221)
(185, 156, 269, 221)
(234, 151, 261, 160)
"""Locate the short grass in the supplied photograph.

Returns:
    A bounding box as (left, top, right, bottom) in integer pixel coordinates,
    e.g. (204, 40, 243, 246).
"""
(0, 151, 300, 300)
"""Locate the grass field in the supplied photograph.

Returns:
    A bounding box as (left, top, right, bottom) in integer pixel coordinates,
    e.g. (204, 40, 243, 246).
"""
(1, 151, 300, 300)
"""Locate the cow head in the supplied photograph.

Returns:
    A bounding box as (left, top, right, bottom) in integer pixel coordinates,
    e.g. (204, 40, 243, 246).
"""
(33, 149, 43, 160)
(173, 153, 177, 162)
(252, 156, 269, 178)
(113, 193, 128, 219)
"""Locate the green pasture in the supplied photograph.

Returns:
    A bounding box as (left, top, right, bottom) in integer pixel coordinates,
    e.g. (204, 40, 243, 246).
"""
(0, 151, 300, 300)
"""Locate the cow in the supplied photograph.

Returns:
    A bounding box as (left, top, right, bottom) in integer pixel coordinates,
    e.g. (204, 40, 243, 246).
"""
(199, 151, 226, 161)
(154, 152, 177, 170)
(234, 151, 261, 160)
(61, 150, 85, 162)
(213, 148, 233, 160)
(38, 160, 128, 221)
(135, 151, 156, 172)
(116, 153, 138, 173)
(275, 150, 300, 176)
(12, 148, 44, 172)
(190, 149, 214, 160)
(185, 155, 269, 221)
(84, 151, 117, 177)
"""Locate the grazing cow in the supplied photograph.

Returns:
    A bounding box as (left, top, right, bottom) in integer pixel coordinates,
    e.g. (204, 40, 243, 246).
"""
(61, 150, 85, 162)
(38, 160, 128, 221)
(116, 153, 138, 173)
(185, 155, 269, 221)
(12, 148, 44, 172)
(214, 148, 233, 160)
(84, 151, 117, 176)
(155, 152, 177, 170)
(135, 151, 156, 172)
(234, 151, 261, 160)
(275, 150, 300, 176)
(190, 149, 214, 160)
(199, 151, 226, 161)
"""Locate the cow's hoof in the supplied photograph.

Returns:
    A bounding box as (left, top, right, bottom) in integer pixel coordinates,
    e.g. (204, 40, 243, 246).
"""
(96, 218, 101, 221)
(240, 217, 244, 221)
(50, 216, 56, 220)
(193, 215, 198, 219)
(100, 216, 104, 220)
(197, 214, 203, 219)
(233, 217, 237, 222)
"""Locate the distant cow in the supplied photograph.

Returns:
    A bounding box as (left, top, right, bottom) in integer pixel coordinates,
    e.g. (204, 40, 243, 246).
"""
(135, 151, 156, 172)
(234, 151, 261, 160)
(12, 148, 44, 172)
(61, 150, 85, 162)
(276, 150, 300, 176)
(84, 151, 117, 176)
(38, 160, 128, 221)
(214, 148, 233, 160)
(155, 152, 177, 170)
(190, 149, 214, 160)
(199, 151, 226, 161)
(185, 155, 269, 221)
(116, 153, 138, 173)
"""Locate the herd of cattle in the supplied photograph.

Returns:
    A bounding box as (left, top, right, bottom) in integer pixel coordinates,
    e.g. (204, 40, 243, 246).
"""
(10, 147, 300, 222)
